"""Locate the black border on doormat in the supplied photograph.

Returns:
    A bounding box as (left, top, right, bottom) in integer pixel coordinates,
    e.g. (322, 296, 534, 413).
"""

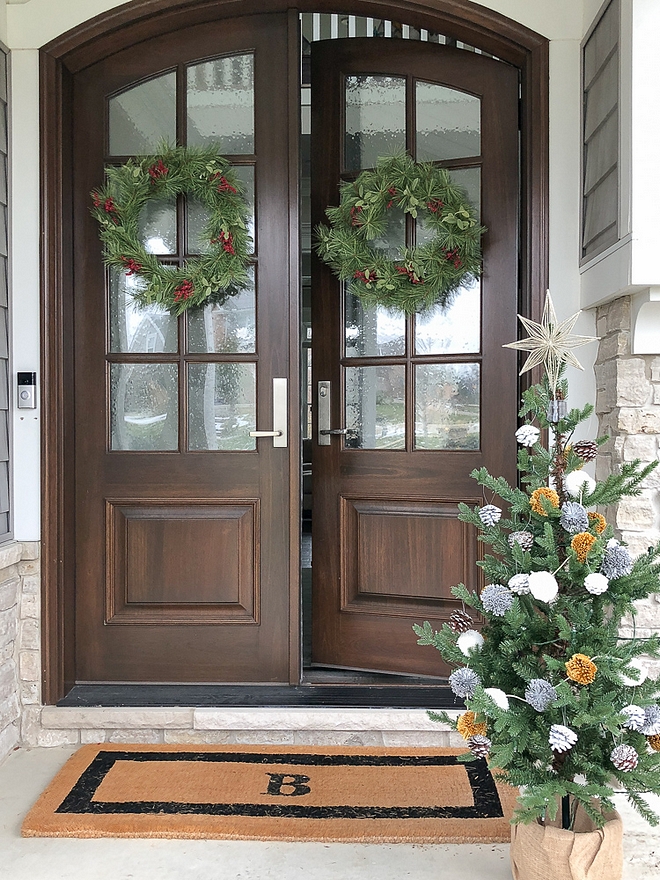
(55, 751, 503, 820)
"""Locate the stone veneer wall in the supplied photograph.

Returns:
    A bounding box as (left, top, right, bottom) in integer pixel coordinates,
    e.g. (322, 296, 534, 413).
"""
(0, 542, 39, 764)
(595, 295, 660, 675)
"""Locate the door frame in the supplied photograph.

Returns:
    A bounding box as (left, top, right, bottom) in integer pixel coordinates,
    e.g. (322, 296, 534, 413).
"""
(40, 0, 549, 704)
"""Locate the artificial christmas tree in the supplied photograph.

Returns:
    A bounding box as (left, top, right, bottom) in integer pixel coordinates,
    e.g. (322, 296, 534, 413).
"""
(414, 294, 660, 879)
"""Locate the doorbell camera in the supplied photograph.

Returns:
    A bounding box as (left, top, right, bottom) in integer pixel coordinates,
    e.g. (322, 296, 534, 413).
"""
(17, 372, 37, 409)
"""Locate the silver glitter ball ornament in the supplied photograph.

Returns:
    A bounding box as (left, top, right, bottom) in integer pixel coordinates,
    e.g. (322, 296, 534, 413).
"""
(508, 573, 531, 595)
(560, 501, 589, 534)
(478, 504, 502, 527)
(525, 679, 558, 712)
(481, 584, 514, 617)
(467, 735, 492, 759)
(621, 705, 646, 732)
(601, 544, 633, 579)
(611, 743, 638, 772)
(508, 530, 534, 552)
(549, 724, 578, 753)
(448, 668, 481, 699)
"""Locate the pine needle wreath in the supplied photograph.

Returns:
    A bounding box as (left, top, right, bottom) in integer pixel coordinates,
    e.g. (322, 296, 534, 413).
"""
(91, 145, 252, 314)
(314, 154, 485, 314)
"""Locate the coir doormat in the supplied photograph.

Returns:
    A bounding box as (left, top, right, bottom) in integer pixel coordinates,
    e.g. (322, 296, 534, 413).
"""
(22, 744, 517, 843)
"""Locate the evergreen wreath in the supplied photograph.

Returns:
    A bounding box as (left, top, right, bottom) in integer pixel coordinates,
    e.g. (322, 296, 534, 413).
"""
(315, 154, 485, 314)
(91, 145, 252, 314)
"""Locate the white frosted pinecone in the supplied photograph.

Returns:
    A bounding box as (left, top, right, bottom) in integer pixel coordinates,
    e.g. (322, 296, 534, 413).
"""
(515, 424, 541, 447)
(573, 440, 598, 462)
(478, 504, 502, 527)
(467, 735, 492, 758)
(481, 584, 514, 617)
(508, 573, 531, 595)
(611, 743, 639, 772)
(621, 705, 646, 732)
(549, 724, 578, 753)
(525, 679, 558, 712)
(449, 668, 481, 699)
(508, 530, 534, 552)
(559, 501, 589, 534)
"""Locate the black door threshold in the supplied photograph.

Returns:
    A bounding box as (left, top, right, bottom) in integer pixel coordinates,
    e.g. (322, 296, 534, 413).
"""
(58, 684, 461, 709)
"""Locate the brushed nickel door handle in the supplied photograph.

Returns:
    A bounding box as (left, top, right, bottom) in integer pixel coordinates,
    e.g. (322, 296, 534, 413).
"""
(250, 378, 287, 447)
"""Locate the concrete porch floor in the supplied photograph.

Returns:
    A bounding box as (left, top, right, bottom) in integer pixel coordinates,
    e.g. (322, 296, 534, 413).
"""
(0, 747, 658, 880)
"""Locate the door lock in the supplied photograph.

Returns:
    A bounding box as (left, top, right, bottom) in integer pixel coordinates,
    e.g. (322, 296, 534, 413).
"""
(318, 381, 347, 445)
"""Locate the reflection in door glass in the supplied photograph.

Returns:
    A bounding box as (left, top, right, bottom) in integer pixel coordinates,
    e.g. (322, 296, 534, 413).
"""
(188, 363, 256, 450)
(345, 75, 406, 171)
(415, 363, 480, 450)
(187, 274, 256, 354)
(138, 198, 176, 254)
(345, 365, 405, 449)
(414, 278, 480, 354)
(187, 55, 255, 154)
(109, 269, 178, 353)
(416, 81, 481, 161)
(108, 72, 176, 156)
(345, 290, 405, 357)
(110, 363, 178, 451)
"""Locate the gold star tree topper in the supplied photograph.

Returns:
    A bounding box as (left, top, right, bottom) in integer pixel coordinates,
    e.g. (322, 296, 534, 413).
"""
(503, 291, 598, 394)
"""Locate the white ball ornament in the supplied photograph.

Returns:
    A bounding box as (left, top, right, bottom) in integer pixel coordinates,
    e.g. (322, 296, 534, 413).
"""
(484, 688, 510, 711)
(528, 571, 559, 604)
(584, 572, 609, 595)
(564, 470, 597, 498)
(456, 629, 485, 656)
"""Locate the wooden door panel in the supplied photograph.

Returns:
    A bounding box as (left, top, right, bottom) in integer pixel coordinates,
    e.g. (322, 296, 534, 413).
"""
(311, 39, 519, 677)
(72, 14, 293, 684)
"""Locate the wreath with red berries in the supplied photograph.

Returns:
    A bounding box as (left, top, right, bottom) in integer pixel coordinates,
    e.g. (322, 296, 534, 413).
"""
(315, 154, 485, 313)
(91, 145, 251, 314)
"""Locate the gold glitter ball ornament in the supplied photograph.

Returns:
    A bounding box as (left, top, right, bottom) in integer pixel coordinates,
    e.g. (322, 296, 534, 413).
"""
(566, 653, 598, 684)
(456, 711, 487, 740)
(530, 487, 560, 515)
(588, 512, 607, 534)
(571, 531, 597, 563)
(648, 734, 660, 752)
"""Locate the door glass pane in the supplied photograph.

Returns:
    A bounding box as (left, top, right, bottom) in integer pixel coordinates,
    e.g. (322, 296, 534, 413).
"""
(187, 55, 255, 154)
(109, 72, 176, 156)
(345, 75, 406, 171)
(187, 166, 255, 254)
(345, 365, 405, 449)
(188, 363, 256, 450)
(416, 81, 481, 161)
(414, 278, 480, 354)
(109, 268, 177, 353)
(139, 198, 177, 254)
(415, 363, 480, 450)
(110, 363, 178, 451)
(187, 273, 256, 354)
(345, 290, 405, 357)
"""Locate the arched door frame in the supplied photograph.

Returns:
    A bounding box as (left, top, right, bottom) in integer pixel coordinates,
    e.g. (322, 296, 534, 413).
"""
(40, 0, 548, 703)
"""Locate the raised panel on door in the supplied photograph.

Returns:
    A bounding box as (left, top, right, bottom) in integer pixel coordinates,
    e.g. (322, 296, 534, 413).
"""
(73, 14, 294, 684)
(311, 39, 519, 677)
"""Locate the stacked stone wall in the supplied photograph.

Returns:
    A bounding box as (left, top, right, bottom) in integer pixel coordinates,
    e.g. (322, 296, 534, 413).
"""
(595, 296, 660, 673)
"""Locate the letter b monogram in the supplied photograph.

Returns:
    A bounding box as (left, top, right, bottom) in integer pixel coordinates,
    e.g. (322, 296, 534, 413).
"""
(266, 773, 311, 797)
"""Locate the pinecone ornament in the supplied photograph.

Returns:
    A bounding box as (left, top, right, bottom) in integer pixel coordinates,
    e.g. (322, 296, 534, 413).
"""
(549, 724, 578, 753)
(478, 504, 502, 527)
(621, 705, 646, 731)
(448, 667, 481, 699)
(508, 573, 531, 595)
(611, 743, 638, 771)
(525, 679, 558, 712)
(467, 735, 492, 758)
(573, 440, 598, 462)
(515, 424, 540, 447)
(508, 530, 534, 552)
(481, 584, 514, 617)
(448, 609, 473, 634)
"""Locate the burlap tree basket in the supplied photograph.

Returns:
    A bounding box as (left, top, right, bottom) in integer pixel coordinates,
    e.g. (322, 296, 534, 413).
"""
(510, 803, 623, 880)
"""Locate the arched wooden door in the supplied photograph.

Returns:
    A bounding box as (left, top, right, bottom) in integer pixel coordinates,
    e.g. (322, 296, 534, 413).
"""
(311, 39, 519, 676)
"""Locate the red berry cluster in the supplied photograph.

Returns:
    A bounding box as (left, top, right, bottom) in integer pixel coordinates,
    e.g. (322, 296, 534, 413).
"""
(174, 280, 194, 303)
(212, 231, 235, 255)
(353, 270, 370, 283)
(212, 174, 237, 194)
(386, 187, 397, 209)
(148, 159, 169, 181)
(350, 205, 363, 226)
(444, 248, 462, 269)
(121, 257, 143, 276)
(396, 265, 424, 285)
(426, 198, 444, 214)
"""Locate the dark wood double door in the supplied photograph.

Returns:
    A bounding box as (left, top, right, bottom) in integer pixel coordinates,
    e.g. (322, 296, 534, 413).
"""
(71, 13, 518, 686)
